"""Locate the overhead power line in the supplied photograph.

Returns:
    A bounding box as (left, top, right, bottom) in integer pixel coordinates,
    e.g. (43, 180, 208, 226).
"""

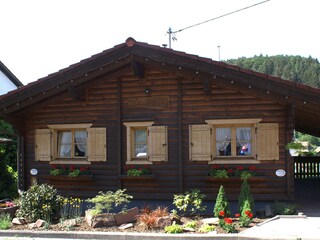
(167, 0, 270, 48)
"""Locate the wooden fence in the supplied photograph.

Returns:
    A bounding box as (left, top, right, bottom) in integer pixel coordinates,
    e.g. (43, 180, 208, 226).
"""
(294, 156, 320, 179)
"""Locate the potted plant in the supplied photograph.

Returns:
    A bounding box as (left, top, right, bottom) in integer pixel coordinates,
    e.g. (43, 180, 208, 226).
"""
(285, 142, 305, 156)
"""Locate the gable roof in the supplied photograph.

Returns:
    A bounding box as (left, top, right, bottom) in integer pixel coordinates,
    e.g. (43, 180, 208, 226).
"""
(0, 61, 23, 88)
(0, 37, 320, 136)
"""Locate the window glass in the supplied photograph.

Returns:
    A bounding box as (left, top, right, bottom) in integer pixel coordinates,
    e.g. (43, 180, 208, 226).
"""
(134, 129, 147, 158)
(58, 131, 72, 157)
(236, 127, 252, 156)
(216, 128, 231, 156)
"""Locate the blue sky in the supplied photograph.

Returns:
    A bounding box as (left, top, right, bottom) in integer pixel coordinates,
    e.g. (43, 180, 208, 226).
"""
(1, 0, 319, 84)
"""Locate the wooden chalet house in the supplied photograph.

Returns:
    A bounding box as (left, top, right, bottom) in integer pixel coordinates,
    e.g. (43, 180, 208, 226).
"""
(0, 38, 320, 201)
(0, 61, 23, 95)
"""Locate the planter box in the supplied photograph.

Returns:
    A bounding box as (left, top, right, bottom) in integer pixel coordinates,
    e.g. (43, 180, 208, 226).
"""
(44, 175, 94, 186)
(120, 175, 157, 181)
(0, 206, 19, 218)
(205, 176, 267, 183)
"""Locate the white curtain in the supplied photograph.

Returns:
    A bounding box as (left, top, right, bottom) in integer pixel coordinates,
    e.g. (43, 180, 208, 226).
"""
(75, 131, 87, 155)
(236, 127, 251, 154)
(216, 128, 231, 152)
(59, 131, 71, 157)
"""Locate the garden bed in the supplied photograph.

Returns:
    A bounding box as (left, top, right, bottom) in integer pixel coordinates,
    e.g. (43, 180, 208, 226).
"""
(8, 215, 268, 234)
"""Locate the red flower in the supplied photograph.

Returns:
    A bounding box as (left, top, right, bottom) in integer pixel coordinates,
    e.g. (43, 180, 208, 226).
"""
(227, 169, 233, 173)
(212, 165, 219, 169)
(235, 213, 240, 218)
(70, 165, 75, 171)
(219, 211, 225, 217)
(245, 210, 251, 215)
(224, 218, 233, 224)
(248, 213, 253, 218)
(236, 166, 244, 171)
(249, 166, 257, 171)
(51, 164, 57, 169)
(79, 167, 87, 171)
(61, 165, 66, 169)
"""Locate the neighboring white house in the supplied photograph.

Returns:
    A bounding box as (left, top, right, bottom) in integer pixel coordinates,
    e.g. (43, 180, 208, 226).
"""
(0, 61, 23, 95)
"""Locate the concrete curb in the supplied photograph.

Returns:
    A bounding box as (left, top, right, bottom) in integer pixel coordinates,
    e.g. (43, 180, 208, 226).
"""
(0, 230, 307, 240)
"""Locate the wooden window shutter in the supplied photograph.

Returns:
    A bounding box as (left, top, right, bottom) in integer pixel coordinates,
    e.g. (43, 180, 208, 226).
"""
(189, 124, 212, 161)
(87, 128, 107, 162)
(35, 129, 51, 161)
(147, 126, 168, 161)
(256, 123, 279, 161)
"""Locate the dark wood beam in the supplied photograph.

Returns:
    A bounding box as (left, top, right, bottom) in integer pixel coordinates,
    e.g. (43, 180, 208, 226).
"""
(67, 86, 86, 101)
(131, 60, 145, 79)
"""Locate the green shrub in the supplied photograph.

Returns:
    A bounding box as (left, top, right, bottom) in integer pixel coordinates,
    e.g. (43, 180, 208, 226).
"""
(87, 189, 132, 215)
(213, 185, 230, 217)
(184, 220, 197, 229)
(172, 189, 206, 215)
(198, 224, 215, 233)
(273, 201, 298, 215)
(239, 200, 253, 227)
(164, 222, 183, 233)
(0, 213, 11, 230)
(17, 184, 63, 222)
(238, 179, 254, 213)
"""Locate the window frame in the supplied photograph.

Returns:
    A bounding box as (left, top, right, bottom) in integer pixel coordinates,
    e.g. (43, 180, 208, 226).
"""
(205, 119, 261, 164)
(48, 123, 92, 164)
(56, 129, 87, 159)
(124, 121, 154, 165)
(213, 124, 254, 158)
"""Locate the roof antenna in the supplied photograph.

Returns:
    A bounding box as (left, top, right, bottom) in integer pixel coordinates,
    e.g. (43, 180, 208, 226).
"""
(167, 0, 270, 48)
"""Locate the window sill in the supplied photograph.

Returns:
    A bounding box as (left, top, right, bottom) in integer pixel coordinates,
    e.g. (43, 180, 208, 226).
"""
(126, 161, 153, 165)
(209, 159, 260, 164)
(49, 160, 91, 165)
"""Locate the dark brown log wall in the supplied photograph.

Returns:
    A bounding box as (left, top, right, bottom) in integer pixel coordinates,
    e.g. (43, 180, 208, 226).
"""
(22, 66, 291, 201)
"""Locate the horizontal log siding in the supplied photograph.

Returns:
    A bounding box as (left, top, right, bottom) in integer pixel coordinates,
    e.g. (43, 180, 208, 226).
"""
(181, 78, 288, 201)
(24, 75, 120, 197)
(120, 70, 179, 199)
(22, 67, 290, 201)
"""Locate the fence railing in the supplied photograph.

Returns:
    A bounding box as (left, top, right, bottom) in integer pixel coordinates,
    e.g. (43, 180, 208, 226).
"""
(294, 156, 320, 179)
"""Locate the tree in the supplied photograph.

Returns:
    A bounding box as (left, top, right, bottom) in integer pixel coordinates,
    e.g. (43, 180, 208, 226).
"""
(0, 119, 18, 198)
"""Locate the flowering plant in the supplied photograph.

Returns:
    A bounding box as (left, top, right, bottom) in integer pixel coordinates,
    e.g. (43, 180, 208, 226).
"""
(49, 165, 90, 177)
(0, 200, 15, 209)
(208, 165, 263, 179)
(125, 165, 152, 176)
(219, 217, 237, 233)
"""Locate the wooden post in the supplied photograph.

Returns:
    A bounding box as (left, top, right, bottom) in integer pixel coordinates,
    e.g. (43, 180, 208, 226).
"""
(178, 79, 183, 193)
(117, 78, 122, 188)
(286, 103, 295, 200)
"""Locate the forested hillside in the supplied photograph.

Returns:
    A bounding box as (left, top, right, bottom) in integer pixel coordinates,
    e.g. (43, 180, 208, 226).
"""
(226, 55, 320, 88)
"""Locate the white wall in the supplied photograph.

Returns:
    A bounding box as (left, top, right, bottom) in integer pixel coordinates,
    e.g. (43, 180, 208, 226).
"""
(0, 70, 18, 95)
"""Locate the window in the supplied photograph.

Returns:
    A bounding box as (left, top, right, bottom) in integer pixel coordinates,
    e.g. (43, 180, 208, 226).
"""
(35, 124, 107, 163)
(124, 122, 168, 164)
(57, 130, 87, 158)
(215, 126, 252, 157)
(189, 119, 279, 163)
